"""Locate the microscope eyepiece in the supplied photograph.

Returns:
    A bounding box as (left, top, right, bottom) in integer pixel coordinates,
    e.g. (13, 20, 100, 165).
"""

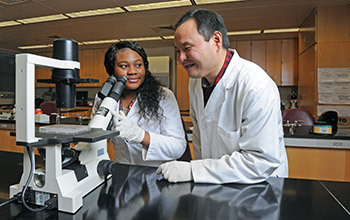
(109, 76, 127, 102)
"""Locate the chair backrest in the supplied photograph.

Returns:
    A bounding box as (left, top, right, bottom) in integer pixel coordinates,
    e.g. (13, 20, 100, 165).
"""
(39, 101, 60, 115)
(282, 109, 315, 126)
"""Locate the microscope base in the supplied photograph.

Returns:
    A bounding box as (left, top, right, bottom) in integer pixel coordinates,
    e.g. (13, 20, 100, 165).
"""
(10, 140, 110, 213)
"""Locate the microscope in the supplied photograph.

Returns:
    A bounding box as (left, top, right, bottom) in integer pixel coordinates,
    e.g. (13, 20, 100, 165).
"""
(9, 39, 126, 213)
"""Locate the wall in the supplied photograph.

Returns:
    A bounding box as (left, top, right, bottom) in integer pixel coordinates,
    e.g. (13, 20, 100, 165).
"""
(143, 46, 176, 91)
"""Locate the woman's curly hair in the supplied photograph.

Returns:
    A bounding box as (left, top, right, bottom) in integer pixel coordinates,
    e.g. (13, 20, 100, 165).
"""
(104, 41, 164, 123)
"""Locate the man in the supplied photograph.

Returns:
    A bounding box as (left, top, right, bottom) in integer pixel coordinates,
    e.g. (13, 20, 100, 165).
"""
(156, 9, 288, 184)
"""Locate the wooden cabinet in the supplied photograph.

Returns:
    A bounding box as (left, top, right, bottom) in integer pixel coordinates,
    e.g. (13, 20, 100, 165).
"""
(176, 62, 190, 111)
(61, 106, 92, 117)
(281, 39, 298, 86)
(0, 129, 23, 153)
(298, 44, 316, 115)
(35, 52, 52, 87)
(236, 39, 297, 86)
(35, 48, 108, 88)
(79, 49, 107, 87)
(266, 39, 298, 86)
(299, 10, 316, 54)
(286, 146, 350, 182)
(266, 40, 282, 85)
(176, 38, 299, 110)
(236, 41, 251, 60)
(251, 40, 266, 71)
(298, 6, 350, 117)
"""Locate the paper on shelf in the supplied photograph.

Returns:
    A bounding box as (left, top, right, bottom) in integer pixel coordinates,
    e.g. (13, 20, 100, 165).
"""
(318, 68, 350, 104)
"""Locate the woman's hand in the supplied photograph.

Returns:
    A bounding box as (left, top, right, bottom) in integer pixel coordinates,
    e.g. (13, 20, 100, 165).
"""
(111, 110, 145, 143)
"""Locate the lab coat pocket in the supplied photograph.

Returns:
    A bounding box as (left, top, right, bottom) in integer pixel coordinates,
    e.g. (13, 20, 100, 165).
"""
(217, 126, 241, 155)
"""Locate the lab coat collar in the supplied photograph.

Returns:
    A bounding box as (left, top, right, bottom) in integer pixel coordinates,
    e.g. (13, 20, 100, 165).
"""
(220, 49, 240, 90)
(198, 49, 242, 120)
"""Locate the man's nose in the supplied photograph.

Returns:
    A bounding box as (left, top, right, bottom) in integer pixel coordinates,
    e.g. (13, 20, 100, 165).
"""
(177, 51, 186, 64)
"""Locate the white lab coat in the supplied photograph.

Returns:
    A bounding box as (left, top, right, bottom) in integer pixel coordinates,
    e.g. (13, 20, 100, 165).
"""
(92, 87, 186, 167)
(189, 50, 288, 184)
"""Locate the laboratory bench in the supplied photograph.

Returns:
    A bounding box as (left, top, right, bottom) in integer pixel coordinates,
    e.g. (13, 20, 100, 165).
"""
(284, 125, 350, 149)
(2, 121, 350, 181)
(0, 151, 349, 220)
(284, 126, 350, 182)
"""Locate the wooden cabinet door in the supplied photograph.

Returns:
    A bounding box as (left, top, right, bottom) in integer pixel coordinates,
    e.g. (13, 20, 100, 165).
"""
(176, 62, 190, 111)
(266, 40, 282, 85)
(236, 41, 251, 61)
(0, 129, 23, 153)
(61, 106, 92, 117)
(35, 49, 107, 88)
(298, 45, 317, 116)
(79, 49, 107, 87)
(251, 40, 266, 71)
(299, 9, 316, 54)
(286, 146, 350, 182)
(35, 52, 53, 87)
(281, 39, 298, 86)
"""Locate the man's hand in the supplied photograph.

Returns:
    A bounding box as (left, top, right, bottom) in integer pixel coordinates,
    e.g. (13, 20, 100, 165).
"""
(156, 161, 193, 183)
(111, 110, 145, 143)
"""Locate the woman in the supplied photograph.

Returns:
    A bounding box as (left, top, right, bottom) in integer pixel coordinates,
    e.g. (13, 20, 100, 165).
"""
(92, 41, 187, 167)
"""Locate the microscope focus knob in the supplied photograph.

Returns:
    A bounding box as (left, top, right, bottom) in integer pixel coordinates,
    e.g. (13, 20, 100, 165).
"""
(97, 160, 116, 178)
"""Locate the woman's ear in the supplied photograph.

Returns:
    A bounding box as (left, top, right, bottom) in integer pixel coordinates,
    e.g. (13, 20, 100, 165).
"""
(212, 31, 223, 52)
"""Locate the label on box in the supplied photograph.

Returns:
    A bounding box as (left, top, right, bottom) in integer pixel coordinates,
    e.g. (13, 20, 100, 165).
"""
(313, 125, 332, 134)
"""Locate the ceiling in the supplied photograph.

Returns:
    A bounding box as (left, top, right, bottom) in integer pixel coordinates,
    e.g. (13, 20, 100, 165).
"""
(0, 0, 349, 53)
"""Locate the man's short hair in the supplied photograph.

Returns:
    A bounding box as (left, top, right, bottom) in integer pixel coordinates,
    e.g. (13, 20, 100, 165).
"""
(175, 9, 230, 49)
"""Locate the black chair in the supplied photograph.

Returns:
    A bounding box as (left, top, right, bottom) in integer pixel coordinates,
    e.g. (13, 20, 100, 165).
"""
(318, 111, 338, 134)
(282, 109, 315, 126)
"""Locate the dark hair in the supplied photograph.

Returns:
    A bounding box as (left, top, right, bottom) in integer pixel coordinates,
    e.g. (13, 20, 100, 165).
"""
(104, 41, 164, 122)
(175, 9, 229, 49)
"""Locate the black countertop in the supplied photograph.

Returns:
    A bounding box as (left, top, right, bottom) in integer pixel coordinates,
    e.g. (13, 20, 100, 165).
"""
(284, 125, 350, 140)
(0, 151, 349, 219)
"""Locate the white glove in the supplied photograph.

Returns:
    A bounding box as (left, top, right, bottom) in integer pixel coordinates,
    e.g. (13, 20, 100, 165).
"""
(111, 109, 145, 143)
(156, 161, 193, 183)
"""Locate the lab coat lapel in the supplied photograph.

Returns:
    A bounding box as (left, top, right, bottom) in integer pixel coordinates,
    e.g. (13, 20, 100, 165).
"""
(201, 82, 226, 120)
(199, 49, 238, 121)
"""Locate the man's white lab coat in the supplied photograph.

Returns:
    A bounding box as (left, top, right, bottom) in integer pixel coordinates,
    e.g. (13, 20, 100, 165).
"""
(189, 50, 288, 184)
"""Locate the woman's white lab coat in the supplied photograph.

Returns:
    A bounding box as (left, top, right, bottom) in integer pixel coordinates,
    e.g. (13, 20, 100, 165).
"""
(92, 87, 186, 167)
(189, 50, 288, 184)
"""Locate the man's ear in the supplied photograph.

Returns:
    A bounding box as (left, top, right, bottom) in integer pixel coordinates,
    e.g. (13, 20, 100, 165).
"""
(212, 31, 223, 52)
